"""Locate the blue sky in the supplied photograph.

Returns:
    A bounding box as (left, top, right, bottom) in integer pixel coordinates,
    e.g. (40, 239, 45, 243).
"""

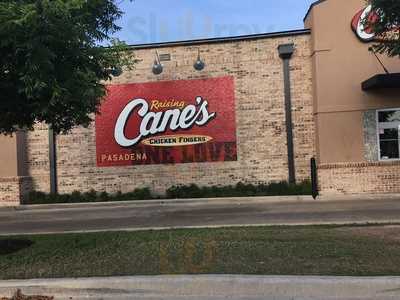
(115, 0, 316, 45)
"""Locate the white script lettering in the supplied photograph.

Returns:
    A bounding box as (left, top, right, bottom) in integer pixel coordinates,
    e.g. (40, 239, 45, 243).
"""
(114, 97, 216, 147)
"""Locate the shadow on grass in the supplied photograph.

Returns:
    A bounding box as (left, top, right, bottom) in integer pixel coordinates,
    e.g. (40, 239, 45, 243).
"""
(0, 239, 34, 255)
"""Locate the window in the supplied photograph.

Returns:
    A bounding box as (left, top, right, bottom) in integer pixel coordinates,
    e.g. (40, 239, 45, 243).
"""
(377, 109, 400, 160)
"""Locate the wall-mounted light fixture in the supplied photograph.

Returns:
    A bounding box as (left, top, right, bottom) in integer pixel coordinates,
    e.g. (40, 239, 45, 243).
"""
(110, 66, 123, 77)
(152, 50, 163, 75)
(193, 49, 205, 71)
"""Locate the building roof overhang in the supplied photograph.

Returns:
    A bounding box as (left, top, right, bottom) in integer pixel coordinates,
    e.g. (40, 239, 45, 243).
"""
(362, 73, 400, 91)
(128, 29, 310, 50)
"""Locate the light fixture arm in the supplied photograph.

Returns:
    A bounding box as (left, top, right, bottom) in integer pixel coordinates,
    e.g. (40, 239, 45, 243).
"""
(152, 50, 163, 75)
(194, 48, 205, 71)
(155, 50, 161, 64)
(372, 49, 390, 74)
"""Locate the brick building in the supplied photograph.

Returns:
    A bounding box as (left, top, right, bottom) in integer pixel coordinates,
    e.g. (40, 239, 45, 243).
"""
(0, 0, 399, 205)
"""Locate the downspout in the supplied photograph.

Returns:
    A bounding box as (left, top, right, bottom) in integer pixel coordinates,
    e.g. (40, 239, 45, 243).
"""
(48, 127, 57, 194)
(278, 43, 296, 184)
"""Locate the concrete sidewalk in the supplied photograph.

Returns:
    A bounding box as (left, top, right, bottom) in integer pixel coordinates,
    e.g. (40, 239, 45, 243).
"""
(1, 275, 400, 300)
(1, 194, 400, 235)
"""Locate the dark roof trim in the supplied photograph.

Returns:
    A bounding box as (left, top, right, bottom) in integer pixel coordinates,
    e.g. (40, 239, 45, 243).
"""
(129, 29, 310, 50)
(362, 73, 400, 91)
(303, 0, 328, 22)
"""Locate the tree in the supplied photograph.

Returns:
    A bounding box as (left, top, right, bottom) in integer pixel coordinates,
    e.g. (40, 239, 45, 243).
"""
(0, 0, 136, 134)
(367, 0, 400, 57)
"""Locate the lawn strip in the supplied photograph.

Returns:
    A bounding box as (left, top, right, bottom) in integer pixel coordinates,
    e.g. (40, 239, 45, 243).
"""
(1, 225, 400, 279)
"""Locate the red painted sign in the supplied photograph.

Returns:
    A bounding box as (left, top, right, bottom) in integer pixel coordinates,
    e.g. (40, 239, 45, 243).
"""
(351, 5, 378, 42)
(96, 76, 237, 167)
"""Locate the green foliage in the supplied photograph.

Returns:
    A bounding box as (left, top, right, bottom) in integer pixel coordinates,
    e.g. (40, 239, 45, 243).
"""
(367, 0, 400, 57)
(25, 188, 153, 204)
(24, 182, 311, 205)
(0, 0, 136, 134)
(166, 181, 312, 199)
(24, 188, 153, 204)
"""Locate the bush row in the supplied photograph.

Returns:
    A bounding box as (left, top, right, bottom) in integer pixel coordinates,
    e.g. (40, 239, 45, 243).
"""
(166, 181, 311, 199)
(25, 181, 312, 205)
(25, 188, 153, 205)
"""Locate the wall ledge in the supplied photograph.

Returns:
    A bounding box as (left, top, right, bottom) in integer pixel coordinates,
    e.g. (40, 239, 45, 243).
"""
(319, 161, 400, 170)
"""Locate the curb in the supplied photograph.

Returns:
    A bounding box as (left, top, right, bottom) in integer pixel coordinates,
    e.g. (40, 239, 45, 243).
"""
(3, 193, 400, 212)
(1, 275, 400, 300)
(5, 195, 314, 211)
(1, 220, 400, 236)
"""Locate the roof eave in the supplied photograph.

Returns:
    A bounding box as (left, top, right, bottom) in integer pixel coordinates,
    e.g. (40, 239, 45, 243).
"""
(127, 29, 311, 50)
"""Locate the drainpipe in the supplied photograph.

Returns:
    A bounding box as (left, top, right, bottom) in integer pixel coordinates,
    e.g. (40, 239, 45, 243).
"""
(48, 127, 58, 194)
(278, 43, 296, 185)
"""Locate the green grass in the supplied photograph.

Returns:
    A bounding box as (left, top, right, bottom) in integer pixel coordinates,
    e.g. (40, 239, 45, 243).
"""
(1, 225, 400, 279)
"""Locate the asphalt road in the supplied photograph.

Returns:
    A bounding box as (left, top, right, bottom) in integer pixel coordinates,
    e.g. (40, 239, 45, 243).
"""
(1, 195, 400, 235)
(1, 275, 400, 300)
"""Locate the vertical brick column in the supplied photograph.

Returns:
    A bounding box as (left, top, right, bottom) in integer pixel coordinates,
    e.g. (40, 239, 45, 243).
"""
(0, 133, 25, 205)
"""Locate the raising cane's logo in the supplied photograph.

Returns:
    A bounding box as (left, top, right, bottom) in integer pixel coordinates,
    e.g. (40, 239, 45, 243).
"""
(95, 76, 237, 167)
(351, 5, 378, 42)
(114, 96, 216, 148)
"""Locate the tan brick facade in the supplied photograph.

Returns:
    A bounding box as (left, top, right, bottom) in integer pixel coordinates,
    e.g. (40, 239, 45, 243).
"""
(0, 177, 20, 205)
(2, 33, 315, 200)
(0, 176, 32, 205)
(319, 162, 400, 195)
(3, 0, 400, 205)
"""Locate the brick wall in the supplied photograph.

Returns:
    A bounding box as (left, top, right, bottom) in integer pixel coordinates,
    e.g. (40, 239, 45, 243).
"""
(19, 33, 315, 198)
(314, 110, 400, 196)
(0, 176, 33, 205)
(25, 123, 51, 193)
(0, 177, 20, 205)
(319, 161, 400, 195)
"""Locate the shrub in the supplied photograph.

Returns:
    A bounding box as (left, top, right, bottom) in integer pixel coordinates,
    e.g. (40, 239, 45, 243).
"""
(25, 181, 311, 205)
(166, 181, 311, 199)
(25, 187, 154, 205)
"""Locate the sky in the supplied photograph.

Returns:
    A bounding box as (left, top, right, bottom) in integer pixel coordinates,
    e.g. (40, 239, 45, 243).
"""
(114, 0, 317, 45)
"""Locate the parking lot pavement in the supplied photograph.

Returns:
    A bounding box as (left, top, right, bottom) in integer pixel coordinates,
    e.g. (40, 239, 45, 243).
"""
(1, 195, 400, 235)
